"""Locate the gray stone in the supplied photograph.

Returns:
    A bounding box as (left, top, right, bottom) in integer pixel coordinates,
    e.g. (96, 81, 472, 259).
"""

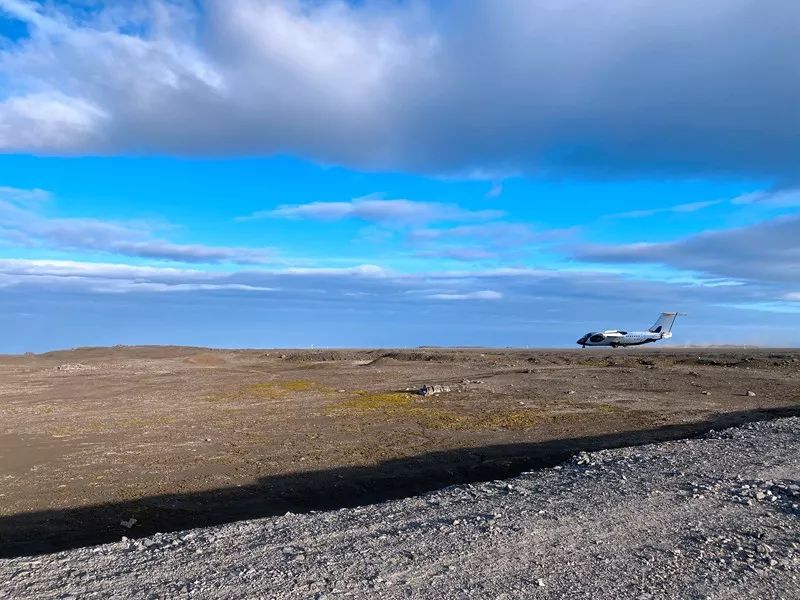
(419, 384, 450, 396)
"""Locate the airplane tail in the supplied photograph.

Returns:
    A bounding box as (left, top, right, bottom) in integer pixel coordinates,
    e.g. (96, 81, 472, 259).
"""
(648, 312, 680, 334)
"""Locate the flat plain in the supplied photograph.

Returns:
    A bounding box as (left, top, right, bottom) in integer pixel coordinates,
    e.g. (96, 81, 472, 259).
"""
(1, 346, 798, 556)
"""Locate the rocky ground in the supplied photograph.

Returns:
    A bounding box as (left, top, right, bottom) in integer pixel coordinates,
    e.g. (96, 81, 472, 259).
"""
(1, 347, 799, 556)
(2, 416, 798, 599)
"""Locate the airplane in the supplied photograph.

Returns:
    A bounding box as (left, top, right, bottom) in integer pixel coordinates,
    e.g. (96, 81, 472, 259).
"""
(576, 312, 683, 348)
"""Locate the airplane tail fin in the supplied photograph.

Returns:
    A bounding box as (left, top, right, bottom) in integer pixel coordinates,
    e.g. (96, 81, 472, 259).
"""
(648, 312, 680, 334)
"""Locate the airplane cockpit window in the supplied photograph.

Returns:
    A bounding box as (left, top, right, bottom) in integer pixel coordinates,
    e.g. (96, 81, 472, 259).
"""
(589, 333, 605, 343)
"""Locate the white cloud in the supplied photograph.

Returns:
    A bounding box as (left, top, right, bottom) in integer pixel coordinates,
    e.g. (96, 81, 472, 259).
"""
(427, 290, 503, 301)
(1, 0, 798, 178)
(731, 188, 800, 208)
(0, 258, 211, 281)
(90, 282, 278, 294)
(0, 258, 388, 287)
(570, 215, 800, 284)
(607, 200, 723, 220)
(280, 264, 388, 277)
(0, 196, 272, 264)
(247, 198, 503, 225)
(0, 92, 107, 152)
(108, 240, 269, 264)
(0, 185, 52, 203)
(486, 182, 503, 199)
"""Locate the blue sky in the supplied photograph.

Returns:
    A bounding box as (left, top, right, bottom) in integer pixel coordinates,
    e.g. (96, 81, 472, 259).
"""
(0, 1, 798, 351)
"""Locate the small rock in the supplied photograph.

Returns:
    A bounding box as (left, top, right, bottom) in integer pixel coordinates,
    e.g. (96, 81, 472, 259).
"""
(420, 384, 450, 396)
(120, 518, 137, 529)
(746, 390, 756, 397)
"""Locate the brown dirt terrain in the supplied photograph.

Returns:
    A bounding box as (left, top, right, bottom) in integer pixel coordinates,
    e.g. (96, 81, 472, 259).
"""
(1, 346, 798, 557)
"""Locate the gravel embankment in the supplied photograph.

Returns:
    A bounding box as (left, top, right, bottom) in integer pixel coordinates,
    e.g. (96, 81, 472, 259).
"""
(2, 418, 799, 599)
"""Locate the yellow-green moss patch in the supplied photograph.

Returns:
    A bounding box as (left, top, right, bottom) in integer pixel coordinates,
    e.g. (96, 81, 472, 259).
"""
(341, 391, 414, 410)
(333, 390, 544, 431)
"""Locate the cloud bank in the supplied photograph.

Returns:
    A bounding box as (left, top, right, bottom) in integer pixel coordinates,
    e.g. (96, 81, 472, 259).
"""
(0, 188, 271, 264)
(571, 215, 800, 284)
(1, 0, 799, 178)
(2, 255, 797, 352)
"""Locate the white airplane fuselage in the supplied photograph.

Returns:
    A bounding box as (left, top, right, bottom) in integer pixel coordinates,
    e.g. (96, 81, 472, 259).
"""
(577, 312, 681, 348)
(576, 329, 671, 348)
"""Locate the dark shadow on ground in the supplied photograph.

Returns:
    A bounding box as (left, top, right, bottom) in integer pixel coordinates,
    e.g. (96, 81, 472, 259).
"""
(2, 406, 799, 558)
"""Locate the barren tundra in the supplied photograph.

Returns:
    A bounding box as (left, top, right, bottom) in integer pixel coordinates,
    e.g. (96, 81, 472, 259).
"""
(2, 413, 799, 599)
(1, 346, 799, 559)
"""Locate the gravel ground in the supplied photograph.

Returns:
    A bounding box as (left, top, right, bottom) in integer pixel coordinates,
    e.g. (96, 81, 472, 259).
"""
(4, 347, 799, 556)
(2, 417, 799, 600)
